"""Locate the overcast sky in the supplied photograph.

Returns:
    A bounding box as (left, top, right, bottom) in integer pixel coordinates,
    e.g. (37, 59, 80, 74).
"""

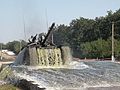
(0, 0, 120, 43)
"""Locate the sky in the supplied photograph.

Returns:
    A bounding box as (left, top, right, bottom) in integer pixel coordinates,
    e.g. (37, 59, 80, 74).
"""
(0, 0, 120, 43)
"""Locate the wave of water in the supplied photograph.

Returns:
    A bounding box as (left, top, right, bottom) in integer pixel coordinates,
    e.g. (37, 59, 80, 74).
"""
(69, 61, 90, 69)
(14, 48, 26, 65)
(0, 80, 6, 85)
(10, 61, 120, 90)
(11, 48, 120, 90)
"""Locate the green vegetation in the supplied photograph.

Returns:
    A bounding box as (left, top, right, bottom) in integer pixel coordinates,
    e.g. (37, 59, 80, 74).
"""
(0, 84, 21, 90)
(53, 9, 120, 59)
(0, 40, 27, 55)
(0, 66, 13, 80)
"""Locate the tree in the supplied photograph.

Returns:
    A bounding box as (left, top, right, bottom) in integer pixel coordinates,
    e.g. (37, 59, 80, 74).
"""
(80, 39, 112, 58)
(53, 24, 70, 46)
(53, 9, 120, 58)
(6, 40, 27, 54)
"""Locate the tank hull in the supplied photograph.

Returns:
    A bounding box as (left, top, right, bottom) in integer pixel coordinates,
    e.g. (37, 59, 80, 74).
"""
(14, 46, 72, 67)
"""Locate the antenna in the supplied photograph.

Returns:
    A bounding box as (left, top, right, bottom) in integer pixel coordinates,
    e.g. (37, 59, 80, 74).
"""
(45, 9, 54, 44)
(22, 0, 27, 41)
(45, 8, 49, 30)
(23, 14, 27, 41)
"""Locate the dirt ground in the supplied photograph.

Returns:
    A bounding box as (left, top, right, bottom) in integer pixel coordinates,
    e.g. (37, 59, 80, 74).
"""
(0, 51, 16, 62)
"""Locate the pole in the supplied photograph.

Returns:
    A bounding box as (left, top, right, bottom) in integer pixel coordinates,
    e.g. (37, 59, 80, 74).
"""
(112, 22, 115, 62)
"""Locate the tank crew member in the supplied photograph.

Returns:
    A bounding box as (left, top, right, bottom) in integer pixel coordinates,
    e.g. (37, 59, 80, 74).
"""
(28, 35, 34, 44)
(32, 34, 37, 43)
(38, 33, 46, 45)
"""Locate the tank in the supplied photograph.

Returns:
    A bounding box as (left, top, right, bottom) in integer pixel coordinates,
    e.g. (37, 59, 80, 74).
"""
(14, 23, 72, 67)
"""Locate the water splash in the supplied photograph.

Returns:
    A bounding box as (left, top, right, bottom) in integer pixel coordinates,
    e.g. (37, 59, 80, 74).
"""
(10, 61, 120, 89)
(10, 46, 120, 89)
(14, 46, 71, 67)
(37, 48, 63, 67)
(0, 80, 7, 85)
(14, 48, 27, 65)
(70, 61, 90, 69)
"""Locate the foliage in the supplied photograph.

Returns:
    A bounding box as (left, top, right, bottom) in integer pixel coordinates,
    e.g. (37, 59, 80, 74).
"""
(80, 39, 112, 58)
(0, 40, 27, 54)
(0, 84, 21, 90)
(53, 8, 120, 59)
(53, 24, 70, 46)
(0, 43, 6, 49)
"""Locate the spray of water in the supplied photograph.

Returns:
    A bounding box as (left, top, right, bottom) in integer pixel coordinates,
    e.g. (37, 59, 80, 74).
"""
(14, 48, 27, 65)
(6, 46, 120, 89)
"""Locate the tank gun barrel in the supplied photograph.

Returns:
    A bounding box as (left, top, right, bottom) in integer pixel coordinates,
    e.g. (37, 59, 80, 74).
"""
(41, 23, 55, 46)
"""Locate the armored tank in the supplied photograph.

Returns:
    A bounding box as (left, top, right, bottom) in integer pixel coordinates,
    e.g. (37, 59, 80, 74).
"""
(14, 23, 72, 67)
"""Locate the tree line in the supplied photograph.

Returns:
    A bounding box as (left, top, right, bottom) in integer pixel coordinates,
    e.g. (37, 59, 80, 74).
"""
(0, 40, 27, 54)
(53, 9, 120, 60)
